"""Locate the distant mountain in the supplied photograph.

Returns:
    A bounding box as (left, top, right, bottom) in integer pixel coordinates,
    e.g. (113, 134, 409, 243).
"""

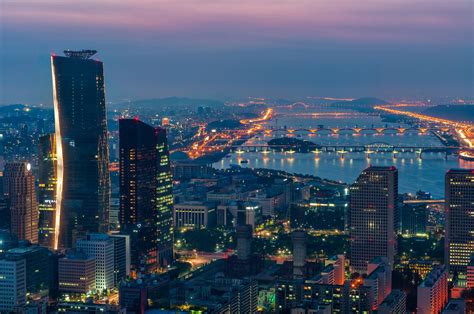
(423, 105, 474, 123)
(113, 97, 224, 108)
(332, 97, 390, 107)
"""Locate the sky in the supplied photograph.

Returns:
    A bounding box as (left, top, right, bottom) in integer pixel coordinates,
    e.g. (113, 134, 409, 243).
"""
(0, 0, 473, 104)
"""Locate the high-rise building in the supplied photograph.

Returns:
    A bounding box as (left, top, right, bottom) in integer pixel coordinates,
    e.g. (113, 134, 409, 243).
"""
(38, 134, 58, 248)
(51, 50, 110, 249)
(3, 162, 38, 243)
(445, 169, 474, 274)
(350, 166, 398, 273)
(155, 127, 174, 268)
(76, 234, 115, 290)
(119, 119, 173, 271)
(417, 265, 448, 314)
(0, 258, 26, 312)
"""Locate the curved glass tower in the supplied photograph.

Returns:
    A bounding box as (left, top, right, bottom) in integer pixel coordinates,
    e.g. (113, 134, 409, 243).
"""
(51, 50, 110, 249)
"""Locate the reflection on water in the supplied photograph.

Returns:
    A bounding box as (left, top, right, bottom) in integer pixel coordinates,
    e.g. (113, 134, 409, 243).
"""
(213, 116, 474, 198)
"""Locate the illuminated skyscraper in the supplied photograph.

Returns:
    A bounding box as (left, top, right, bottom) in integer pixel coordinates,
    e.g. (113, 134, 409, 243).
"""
(445, 169, 474, 274)
(38, 134, 57, 248)
(155, 127, 174, 267)
(119, 119, 173, 272)
(350, 166, 398, 273)
(120, 118, 158, 273)
(3, 162, 38, 244)
(51, 50, 110, 249)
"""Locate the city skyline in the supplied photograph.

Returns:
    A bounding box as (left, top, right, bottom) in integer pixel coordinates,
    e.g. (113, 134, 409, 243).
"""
(1, 0, 473, 104)
(0, 1, 473, 312)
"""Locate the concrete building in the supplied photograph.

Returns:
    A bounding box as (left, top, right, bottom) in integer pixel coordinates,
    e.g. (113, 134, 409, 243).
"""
(365, 257, 392, 310)
(292, 230, 307, 280)
(324, 255, 345, 285)
(76, 234, 115, 290)
(442, 299, 465, 314)
(350, 166, 398, 273)
(3, 162, 38, 244)
(173, 201, 216, 229)
(58, 251, 96, 294)
(0, 258, 26, 312)
(378, 289, 406, 314)
(5, 245, 52, 293)
(110, 234, 130, 285)
(417, 265, 448, 314)
(445, 169, 474, 274)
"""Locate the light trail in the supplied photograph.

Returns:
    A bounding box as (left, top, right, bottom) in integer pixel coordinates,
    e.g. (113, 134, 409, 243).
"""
(51, 56, 63, 251)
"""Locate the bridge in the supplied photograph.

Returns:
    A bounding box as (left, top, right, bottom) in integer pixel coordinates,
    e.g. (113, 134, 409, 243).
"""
(261, 126, 453, 135)
(228, 142, 471, 159)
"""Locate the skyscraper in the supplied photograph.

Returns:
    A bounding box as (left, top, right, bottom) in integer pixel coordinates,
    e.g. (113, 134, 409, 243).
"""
(51, 50, 110, 249)
(38, 134, 57, 248)
(155, 127, 174, 268)
(350, 166, 398, 273)
(3, 162, 38, 244)
(445, 168, 474, 274)
(119, 119, 173, 272)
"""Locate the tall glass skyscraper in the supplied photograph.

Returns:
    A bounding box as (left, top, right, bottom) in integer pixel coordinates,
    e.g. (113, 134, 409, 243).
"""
(51, 50, 110, 249)
(445, 168, 474, 274)
(119, 119, 174, 273)
(350, 166, 398, 273)
(38, 134, 57, 248)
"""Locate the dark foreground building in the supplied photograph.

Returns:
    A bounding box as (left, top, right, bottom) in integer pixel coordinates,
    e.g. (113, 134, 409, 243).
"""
(350, 166, 398, 273)
(51, 50, 110, 249)
(119, 119, 174, 273)
(445, 168, 474, 274)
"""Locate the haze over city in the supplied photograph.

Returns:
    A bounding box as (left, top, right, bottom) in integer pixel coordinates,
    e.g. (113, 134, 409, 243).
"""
(1, 0, 473, 103)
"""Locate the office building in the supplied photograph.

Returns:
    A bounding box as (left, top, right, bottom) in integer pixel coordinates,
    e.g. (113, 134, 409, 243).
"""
(378, 289, 406, 314)
(173, 201, 216, 229)
(350, 166, 398, 273)
(38, 134, 58, 248)
(5, 245, 52, 293)
(110, 233, 130, 285)
(400, 203, 428, 236)
(445, 169, 474, 274)
(119, 119, 173, 272)
(76, 234, 115, 290)
(292, 230, 307, 279)
(0, 258, 26, 312)
(51, 50, 111, 249)
(155, 127, 174, 268)
(417, 265, 448, 314)
(58, 251, 96, 294)
(3, 162, 38, 244)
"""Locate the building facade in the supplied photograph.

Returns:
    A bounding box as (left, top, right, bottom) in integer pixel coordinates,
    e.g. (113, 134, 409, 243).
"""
(350, 166, 398, 273)
(445, 169, 474, 274)
(51, 50, 110, 249)
(3, 162, 38, 244)
(119, 118, 174, 272)
(76, 234, 115, 290)
(417, 265, 448, 314)
(58, 252, 96, 294)
(0, 258, 26, 312)
(38, 134, 58, 248)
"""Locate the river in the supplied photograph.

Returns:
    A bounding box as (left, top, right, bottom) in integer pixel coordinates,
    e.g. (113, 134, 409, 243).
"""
(214, 114, 474, 198)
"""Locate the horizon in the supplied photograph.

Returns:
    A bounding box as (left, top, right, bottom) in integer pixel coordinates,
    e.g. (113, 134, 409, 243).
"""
(1, 0, 473, 104)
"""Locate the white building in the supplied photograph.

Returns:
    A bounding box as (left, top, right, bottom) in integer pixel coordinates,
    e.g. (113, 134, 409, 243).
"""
(0, 258, 26, 312)
(417, 265, 448, 314)
(77, 234, 115, 291)
(173, 201, 216, 229)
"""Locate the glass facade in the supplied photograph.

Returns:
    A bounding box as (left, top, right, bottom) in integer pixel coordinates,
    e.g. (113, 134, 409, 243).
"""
(38, 134, 57, 248)
(445, 169, 474, 274)
(119, 119, 174, 273)
(51, 52, 110, 249)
